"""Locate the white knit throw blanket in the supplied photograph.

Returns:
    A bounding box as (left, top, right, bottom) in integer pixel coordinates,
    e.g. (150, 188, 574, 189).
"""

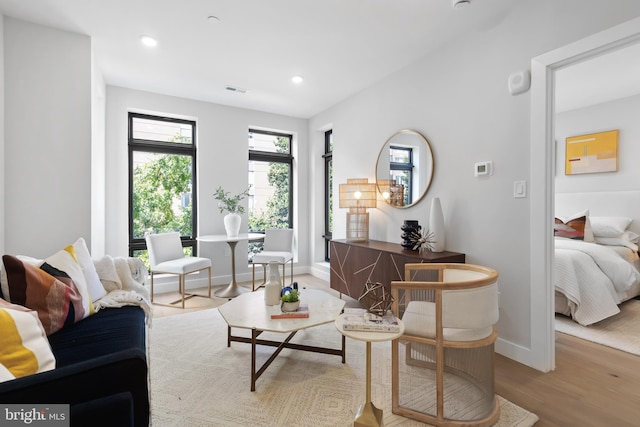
(93, 255, 151, 325)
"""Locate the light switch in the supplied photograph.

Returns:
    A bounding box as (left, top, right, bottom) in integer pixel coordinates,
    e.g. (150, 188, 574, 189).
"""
(514, 180, 527, 198)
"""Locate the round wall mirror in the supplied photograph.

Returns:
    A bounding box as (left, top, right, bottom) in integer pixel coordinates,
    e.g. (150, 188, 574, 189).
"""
(375, 129, 434, 208)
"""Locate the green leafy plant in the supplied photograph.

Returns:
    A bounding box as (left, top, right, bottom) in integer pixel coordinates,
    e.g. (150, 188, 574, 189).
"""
(281, 289, 300, 303)
(214, 186, 251, 214)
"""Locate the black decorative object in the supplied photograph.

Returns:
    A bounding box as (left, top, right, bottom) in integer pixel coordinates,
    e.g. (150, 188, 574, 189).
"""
(401, 220, 421, 250)
(401, 220, 436, 253)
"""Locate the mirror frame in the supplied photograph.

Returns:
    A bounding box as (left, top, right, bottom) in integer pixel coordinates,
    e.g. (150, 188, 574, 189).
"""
(375, 129, 434, 209)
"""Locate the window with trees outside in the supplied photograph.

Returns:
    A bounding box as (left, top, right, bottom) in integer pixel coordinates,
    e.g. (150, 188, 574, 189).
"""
(323, 130, 333, 262)
(248, 129, 293, 261)
(128, 113, 197, 267)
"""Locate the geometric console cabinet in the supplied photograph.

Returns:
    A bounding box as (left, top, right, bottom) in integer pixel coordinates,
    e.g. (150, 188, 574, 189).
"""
(330, 239, 465, 300)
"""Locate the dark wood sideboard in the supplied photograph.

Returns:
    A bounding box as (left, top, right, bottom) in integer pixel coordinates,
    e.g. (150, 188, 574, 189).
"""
(329, 239, 465, 299)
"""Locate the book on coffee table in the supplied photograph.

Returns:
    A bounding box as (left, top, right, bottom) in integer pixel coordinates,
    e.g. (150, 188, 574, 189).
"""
(270, 304, 309, 319)
(342, 308, 400, 333)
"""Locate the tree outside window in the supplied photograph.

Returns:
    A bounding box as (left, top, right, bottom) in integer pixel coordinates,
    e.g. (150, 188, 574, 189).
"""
(248, 129, 293, 261)
(128, 113, 197, 266)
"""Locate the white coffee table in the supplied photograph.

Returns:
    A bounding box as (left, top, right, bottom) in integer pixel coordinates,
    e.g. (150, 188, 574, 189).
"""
(335, 314, 405, 427)
(218, 288, 346, 391)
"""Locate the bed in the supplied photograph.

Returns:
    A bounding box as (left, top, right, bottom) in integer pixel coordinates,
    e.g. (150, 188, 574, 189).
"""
(554, 191, 640, 326)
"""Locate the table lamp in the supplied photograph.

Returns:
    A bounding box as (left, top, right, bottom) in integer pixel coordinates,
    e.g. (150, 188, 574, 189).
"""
(339, 178, 377, 242)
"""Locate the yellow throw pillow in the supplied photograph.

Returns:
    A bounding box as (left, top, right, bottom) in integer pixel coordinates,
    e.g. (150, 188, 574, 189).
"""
(0, 299, 55, 381)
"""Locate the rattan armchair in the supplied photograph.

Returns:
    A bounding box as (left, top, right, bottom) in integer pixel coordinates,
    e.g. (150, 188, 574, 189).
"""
(390, 263, 500, 427)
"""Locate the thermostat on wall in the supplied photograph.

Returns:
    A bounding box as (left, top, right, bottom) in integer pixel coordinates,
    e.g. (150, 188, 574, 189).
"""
(474, 161, 493, 177)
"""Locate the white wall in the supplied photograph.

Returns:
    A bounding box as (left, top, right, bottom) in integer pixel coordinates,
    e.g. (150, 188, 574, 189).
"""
(91, 51, 107, 257)
(555, 95, 640, 194)
(105, 86, 309, 285)
(0, 16, 4, 256)
(309, 0, 640, 368)
(4, 17, 92, 257)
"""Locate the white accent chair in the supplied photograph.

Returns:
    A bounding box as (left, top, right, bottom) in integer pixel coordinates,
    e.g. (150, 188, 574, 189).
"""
(390, 263, 500, 427)
(251, 229, 294, 291)
(146, 232, 212, 309)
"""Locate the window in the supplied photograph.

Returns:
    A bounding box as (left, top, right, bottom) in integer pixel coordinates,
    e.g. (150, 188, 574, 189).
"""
(389, 145, 414, 206)
(323, 130, 333, 261)
(128, 113, 197, 265)
(248, 129, 293, 260)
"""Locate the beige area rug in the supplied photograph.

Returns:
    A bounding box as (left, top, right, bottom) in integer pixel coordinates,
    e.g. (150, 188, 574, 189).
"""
(149, 308, 538, 427)
(555, 299, 640, 356)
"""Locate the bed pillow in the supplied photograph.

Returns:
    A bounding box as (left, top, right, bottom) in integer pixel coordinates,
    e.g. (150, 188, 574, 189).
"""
(44, 245, 96, 317)
(2, 255, 85, 335)
(72, 238, 107, 302)
(590, 216, 633, 237)
(594, 230, 640, 252)
(0, 298, 56, 380)
(554, 211, 590, 240)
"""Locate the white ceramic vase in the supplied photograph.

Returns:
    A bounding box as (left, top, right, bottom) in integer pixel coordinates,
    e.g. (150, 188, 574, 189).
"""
(223, 213, 241, 238)
(429, 197, 445, 252)
(264, 261, 282, 306)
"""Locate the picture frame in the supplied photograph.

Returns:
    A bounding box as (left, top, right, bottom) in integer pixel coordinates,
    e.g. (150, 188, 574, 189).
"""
(565, 129, 618, 175)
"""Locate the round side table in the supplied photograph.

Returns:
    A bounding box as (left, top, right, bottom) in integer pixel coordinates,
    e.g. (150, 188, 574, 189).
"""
(335, 314, 405, 427)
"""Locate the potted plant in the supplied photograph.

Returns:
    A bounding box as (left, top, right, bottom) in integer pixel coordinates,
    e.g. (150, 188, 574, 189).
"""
(214, 186, 251, 237)
(281, 289, 300, 312)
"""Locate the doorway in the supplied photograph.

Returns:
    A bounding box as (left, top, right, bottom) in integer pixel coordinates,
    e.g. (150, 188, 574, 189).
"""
(530, 16, 640, 372)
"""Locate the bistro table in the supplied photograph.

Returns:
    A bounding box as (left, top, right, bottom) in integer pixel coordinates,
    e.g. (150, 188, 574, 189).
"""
(198, 233, 264, 298)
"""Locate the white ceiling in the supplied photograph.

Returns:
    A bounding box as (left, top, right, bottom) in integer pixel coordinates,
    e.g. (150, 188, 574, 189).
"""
(0, 0, 528, 118)
(0, 0, 636, 117)
(555, 41, 640, 113)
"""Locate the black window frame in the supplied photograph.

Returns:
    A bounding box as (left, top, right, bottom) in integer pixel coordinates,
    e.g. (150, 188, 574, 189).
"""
(389, 145, 414, 206)
(322, 129, 333, 262)
(128, 112, 198, 256)
(248, 128, 294, 232)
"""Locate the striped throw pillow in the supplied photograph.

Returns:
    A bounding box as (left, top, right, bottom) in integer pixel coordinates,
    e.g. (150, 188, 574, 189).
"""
(0, 299, 55, 381)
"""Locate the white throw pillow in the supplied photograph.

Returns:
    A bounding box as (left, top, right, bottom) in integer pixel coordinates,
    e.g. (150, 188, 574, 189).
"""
(590, 216, 632, 237)
(72, 238, 107, 302)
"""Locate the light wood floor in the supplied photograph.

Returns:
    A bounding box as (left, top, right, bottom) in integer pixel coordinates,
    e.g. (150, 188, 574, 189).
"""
(151, 274, 640, 427)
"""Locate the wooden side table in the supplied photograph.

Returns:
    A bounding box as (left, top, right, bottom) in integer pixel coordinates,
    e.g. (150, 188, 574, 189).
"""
(335, 315, 405, 427)
(330, 239, 465, 299)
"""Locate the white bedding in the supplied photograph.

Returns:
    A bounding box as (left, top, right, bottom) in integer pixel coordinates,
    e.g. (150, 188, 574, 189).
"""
(554, 238, 640, 325)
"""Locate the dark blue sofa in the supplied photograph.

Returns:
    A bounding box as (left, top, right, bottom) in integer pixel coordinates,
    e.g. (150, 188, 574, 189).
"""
(0, 306, 149, 427)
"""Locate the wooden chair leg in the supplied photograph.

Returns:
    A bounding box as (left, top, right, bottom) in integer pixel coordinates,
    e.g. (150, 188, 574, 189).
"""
(207, 266, 212, 297)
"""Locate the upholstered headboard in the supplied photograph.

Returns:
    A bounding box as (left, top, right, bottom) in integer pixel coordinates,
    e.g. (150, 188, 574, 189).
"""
(555, 190, 640, 235)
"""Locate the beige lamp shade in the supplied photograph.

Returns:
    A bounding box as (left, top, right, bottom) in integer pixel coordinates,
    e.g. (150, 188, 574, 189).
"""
(339, 178, 377, 211)
(339, 178, 376, 242)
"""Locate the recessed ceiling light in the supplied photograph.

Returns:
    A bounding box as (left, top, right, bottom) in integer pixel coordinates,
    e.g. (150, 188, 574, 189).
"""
(140, 35, 158, 47)
(207, 15, 220, 23)
(291, 75, 304, 84)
